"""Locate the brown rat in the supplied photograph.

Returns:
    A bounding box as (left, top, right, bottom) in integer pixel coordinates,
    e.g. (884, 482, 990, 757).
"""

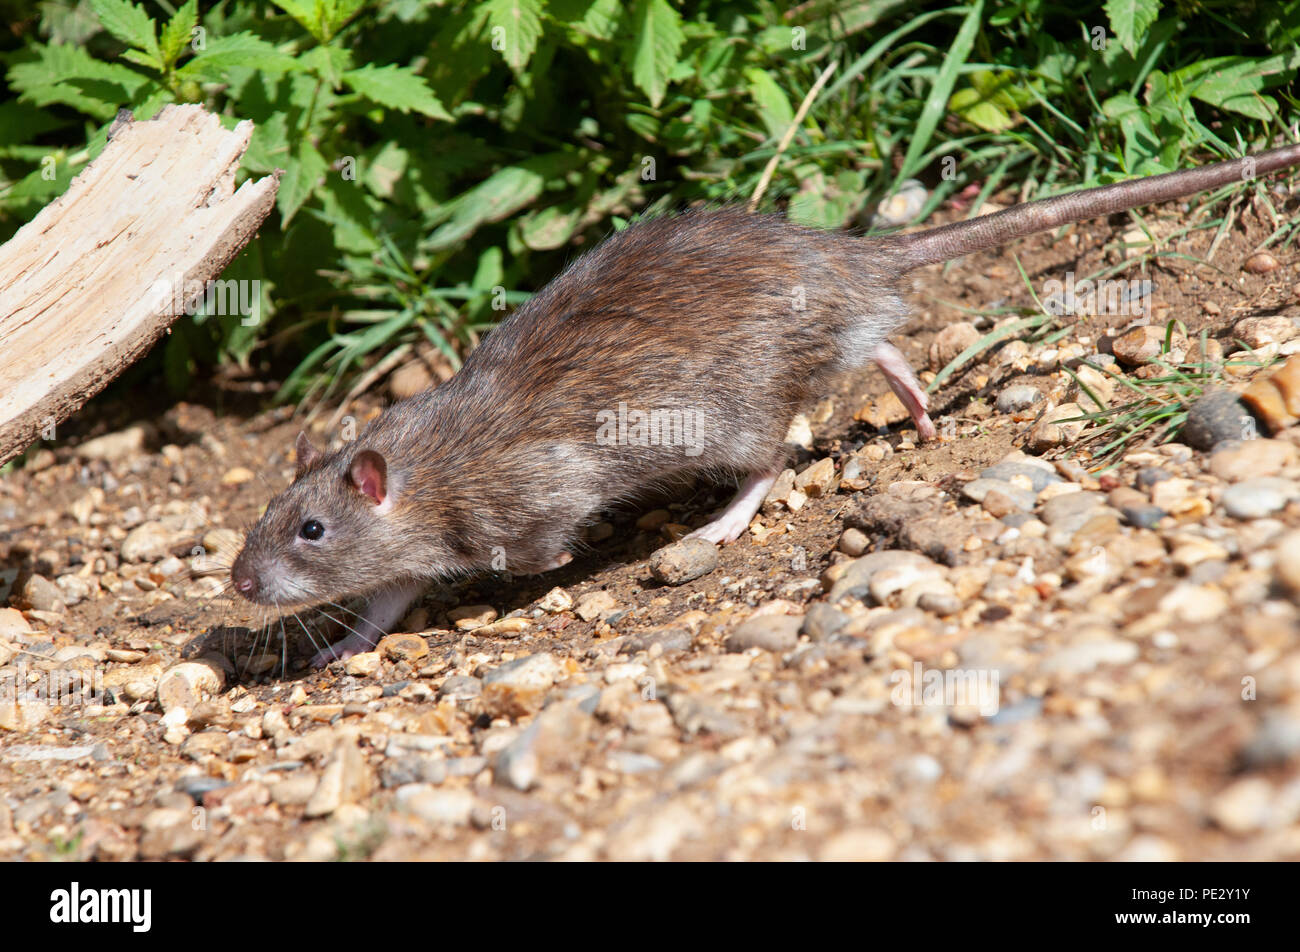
(232, 144, 1300, 666)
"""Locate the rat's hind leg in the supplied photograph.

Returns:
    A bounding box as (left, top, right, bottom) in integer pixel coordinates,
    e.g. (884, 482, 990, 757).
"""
(310, 577, 425, 668)
(686, 465, 783, 544)
(873, 341, 937, 441)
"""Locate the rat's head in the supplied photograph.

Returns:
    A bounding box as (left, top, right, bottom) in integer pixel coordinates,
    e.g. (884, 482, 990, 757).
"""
(230, 432, 400, 607)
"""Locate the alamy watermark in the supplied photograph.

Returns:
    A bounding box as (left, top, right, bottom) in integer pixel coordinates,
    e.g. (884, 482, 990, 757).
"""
(595, 402, 705, 457)
(1041, 272, 1153, 320)
(0, 661, 106, 708)
(149, 274, 261, 326)
(890, 662, 1000, 717)
(49, 883, 151, 932)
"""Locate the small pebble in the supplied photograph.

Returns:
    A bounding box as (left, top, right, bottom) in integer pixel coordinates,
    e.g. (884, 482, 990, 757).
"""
(725, 614, 803, 652)
(649, 538, 719, 585)
(801, 603, 849, 641)
(1221, 477, 1296, 519)
(1182, 391, 1257, 451)
(996, 385, 1043, 414)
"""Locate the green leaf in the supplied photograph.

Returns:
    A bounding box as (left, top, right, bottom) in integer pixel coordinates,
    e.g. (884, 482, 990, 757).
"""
(744, 67, 795, 140)
(271, 0, 328, 42)
(949, 70, 1034, 133)
(472, 246, 505, 289)
(121, 48, 164, 71)
(302, 45, 354, 88)
(159, 0, 198, 68)
(176, 32, 299, 82)
(518, 204, 580, 250)
(1102, 92, 1165, 170)
(324, 0, 368, 34)
(316, 177, 381, 254)
(899, 0, 983, 180)
(949, 87, 1014, 133)
(426, 153, 578, 250)
(0, 100, 66, 146)
(626, 0, 684, 108)
(1104, 0, 1161, 56)
(554, 0, 623, 40)
(242, 111, 290, 174)
(277, 138, 329, 225)
(2, 162, 75, 204)
(8, 43, 153, 120)
(342, 64, 453, 120)
(787, 170, 865, 230)
(89, 0, 162, 64)
(1172, 53, 1300, 121)
(485, 0, 545, 74)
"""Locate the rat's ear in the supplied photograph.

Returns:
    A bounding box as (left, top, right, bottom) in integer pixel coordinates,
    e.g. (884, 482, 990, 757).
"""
(348, 449, 388, 506)
(294, 431, 323, 480)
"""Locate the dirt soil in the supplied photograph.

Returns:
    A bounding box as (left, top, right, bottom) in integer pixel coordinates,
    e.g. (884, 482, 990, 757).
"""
(2, 193, 1300, 861)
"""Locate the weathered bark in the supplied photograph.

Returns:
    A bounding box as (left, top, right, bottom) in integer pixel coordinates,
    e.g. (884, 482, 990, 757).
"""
(0, 103, 279, 465)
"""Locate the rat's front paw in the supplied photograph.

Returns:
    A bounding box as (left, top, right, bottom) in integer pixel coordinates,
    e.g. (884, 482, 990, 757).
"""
(309, 632, 377, 669)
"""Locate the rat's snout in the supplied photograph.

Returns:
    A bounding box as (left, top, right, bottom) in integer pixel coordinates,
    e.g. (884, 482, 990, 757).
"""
(230, 556, 260, 600)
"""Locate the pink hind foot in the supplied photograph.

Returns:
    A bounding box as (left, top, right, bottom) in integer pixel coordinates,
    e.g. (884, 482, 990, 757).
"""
(873, 341, 937, 440)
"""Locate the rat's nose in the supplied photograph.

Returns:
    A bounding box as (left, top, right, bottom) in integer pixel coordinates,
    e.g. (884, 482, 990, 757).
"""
(231, 565, 257, 598)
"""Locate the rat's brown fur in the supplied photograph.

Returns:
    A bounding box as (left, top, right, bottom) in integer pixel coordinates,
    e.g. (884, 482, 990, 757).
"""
(233, 208, 908, 605)
(232, 143, 1300, 659)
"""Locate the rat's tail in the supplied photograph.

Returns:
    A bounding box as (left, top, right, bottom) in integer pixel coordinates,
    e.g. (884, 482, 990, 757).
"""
(877, 142, 1300, 272)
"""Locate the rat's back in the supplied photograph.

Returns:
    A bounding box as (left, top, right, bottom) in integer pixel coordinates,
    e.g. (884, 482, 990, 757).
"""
(442, 208, 908, 465)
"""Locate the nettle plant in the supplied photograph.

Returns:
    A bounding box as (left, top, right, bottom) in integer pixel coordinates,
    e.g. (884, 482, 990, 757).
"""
(0, 0, 1295, 402)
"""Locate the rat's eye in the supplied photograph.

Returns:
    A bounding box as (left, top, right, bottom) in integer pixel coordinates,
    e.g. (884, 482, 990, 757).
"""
(299, 519, 325, 541)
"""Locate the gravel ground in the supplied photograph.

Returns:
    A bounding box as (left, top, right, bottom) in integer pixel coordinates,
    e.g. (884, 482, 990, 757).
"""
(2, 209, 1300, 861)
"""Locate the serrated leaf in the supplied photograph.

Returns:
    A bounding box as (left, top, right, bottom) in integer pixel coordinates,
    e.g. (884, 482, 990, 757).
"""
(342, 64, 452, 120)
(175, 32, 299, 82)
(3, 163, 75, 203)
(1104, 0, 1161, 56)
(277, 138, 329, 225)
(302, 44, 354, 87)
(159, 0, 198, 68)
(317, 177, 381, 254)
(744, 67, 794, 139)
(324, 0, 367, 33)
(627, 0, 684, 108)
(121, 48, 164, 71)
(89, 0, 161, 60)
(485, 0, 544, 74)
(8, 43, 153, 120)
(271, 0, 328, 42)
(242, 111, 290, 174)
(550, 0, 623, 41)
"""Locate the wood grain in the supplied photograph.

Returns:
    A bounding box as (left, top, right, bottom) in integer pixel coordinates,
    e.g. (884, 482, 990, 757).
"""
(0, 103, 279, 465)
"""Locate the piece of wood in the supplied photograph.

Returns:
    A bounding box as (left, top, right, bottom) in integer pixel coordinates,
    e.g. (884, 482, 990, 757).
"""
(0, 104, 279, 466)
